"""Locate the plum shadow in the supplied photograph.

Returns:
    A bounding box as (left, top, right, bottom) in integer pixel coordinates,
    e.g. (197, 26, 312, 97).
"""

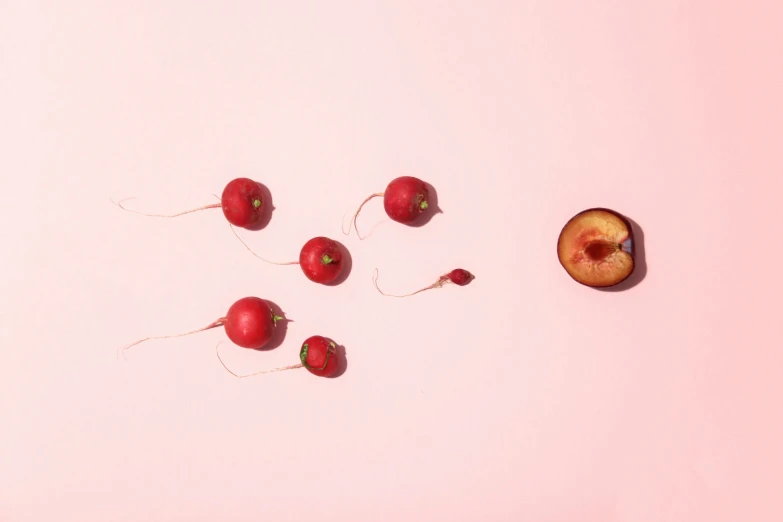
(258, 300, 290, 351)
(245, 182, 275, 231)
(324, 240, 353, 287)
(597, 216, 647, 292)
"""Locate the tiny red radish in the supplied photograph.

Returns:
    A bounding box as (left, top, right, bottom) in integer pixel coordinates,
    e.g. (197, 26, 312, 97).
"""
(230, 230, 345, 285)
(216, 335, 341, 379)
(372, 268, 474, 297)
(118, 296, 284, 358)
(115, 177, 267, 229)
(344, 176, 431, 239)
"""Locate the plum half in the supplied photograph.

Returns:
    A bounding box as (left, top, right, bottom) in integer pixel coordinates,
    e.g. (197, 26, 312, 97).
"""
(557, 208, 635, 288)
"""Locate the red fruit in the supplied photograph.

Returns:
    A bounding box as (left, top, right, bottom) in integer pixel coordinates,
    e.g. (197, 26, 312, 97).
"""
(557, 208, 635, 288)
(299, 336, 339, 377)
(383, 176, 430, 224)
(344, 176, 432, 238)
(220, 177, 265, 228)
(299, 237, 343, 284)
(226, 233, 347, 284)
(118, 296, 283, 358)
(114, 177, 266, 230)
(223, 297, 282, 349)
(446, 269, 473, 286)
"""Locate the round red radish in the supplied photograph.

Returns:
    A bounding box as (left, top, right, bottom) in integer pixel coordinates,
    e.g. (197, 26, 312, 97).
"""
(299, 237, 343, 284)
(220, 177, 265, 228)
(383, 176, 430, 224)
(115, 176, 267, 230)
(299, 336, 339, 377)
(445, 269, 473, 286)
(344, 176, 432, 238)
(118, 296, 284, 357)
(223, 297, 282, 349)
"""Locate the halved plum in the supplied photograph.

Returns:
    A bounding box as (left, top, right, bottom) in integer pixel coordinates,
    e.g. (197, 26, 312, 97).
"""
(557, 208, 635, 287)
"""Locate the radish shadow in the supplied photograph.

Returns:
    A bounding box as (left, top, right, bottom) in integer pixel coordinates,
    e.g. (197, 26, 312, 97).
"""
(327, 343, 348, 378)
(409, 182, 442, 228)
(324, 240, 353, 286)
(245, 182, 275, 231)
(597, 217, 646, 292)
(259, 300, 290, 350)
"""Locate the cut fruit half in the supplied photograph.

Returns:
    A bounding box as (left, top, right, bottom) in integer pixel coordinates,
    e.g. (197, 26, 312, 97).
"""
(557, 208, 635, 288)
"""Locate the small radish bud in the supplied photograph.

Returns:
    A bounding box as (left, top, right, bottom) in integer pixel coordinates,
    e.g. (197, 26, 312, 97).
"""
(372, 268, 475, 298)
(446, 269, 474, 286)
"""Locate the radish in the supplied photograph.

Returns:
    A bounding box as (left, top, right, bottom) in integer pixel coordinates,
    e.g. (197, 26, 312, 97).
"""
(118, 297, 283, 358)
(230, 230, 345, 285)
(344, 176, 431, 239)
(299, 237, 343, 284)
(372, 268, 474, 297)
(299, 335, 340, 377)
(216, 335, 340, 378)
(115, 177, 266, 229)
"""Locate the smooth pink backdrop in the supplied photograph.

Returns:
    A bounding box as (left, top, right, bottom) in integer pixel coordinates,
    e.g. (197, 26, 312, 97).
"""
(2, 1, 782, 521)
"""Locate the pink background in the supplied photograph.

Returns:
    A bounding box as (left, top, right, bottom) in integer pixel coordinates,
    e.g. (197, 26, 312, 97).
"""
(2, 1, 782, 520)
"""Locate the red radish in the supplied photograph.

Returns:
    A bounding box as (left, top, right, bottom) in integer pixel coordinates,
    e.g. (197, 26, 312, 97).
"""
(299, 237, 343, 284)
(114, 177, 266, 229)
(229, 229, 345, 284)
(223, 297, 281, 349)
(372, 268, 474, 297)
(299, 335, 340, 377)
(219, 178, 266, 228)
(344, 176, 431, 239)
(215, 335, 340, 379)
(118, 296, 283, 358)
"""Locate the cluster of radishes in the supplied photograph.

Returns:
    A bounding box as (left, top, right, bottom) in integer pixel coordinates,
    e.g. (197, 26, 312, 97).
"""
(116, 176, 474, 378)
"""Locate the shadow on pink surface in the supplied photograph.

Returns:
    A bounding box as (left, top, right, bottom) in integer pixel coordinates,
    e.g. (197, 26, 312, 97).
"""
(598, 216, 646, 292)
(260, 300, 291, 351)
(327, 343, 348, 379)
(323, 239, 353, 287)
(243, 181, 275, 231)
(408, 182, 442, 229)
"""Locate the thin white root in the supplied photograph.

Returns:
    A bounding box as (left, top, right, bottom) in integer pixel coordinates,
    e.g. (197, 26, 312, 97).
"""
(112, 197, 222, 218)
(215, 341, 303, 378)
(117, 319, 225, 360)
(371, 268, 446, 298)
(344, 193, 384, 239)
(227, 224, 300, 266)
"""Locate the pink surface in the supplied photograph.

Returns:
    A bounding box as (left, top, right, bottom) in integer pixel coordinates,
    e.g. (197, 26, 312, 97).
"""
(2, 1, 782, 520)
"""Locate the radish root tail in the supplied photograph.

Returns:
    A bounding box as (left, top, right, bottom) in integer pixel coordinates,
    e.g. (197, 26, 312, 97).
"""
(112, 197, 222, 218)
(343, 192, 384, 239)
(227, 224, 300, 266)
(372, 268, 447, 298)
(117, 318, 225, 360)
(215, 341, 303, 378)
